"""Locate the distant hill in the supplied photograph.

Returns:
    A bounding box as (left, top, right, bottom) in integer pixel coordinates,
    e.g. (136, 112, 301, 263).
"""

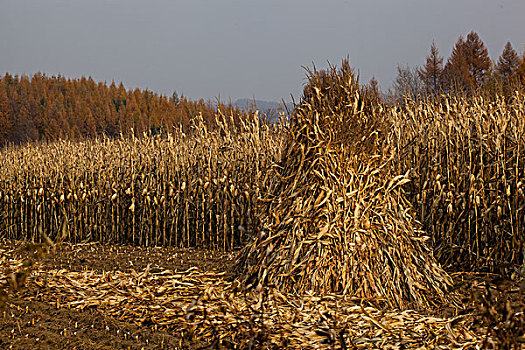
(232, 99, 294, 124)
(234, 99, 293, 113)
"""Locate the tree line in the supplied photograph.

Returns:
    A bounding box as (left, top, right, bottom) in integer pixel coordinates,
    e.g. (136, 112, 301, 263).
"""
(383, 31, 525, 100)
(0, 73, 249, 146)
(1, 31, 524, 145)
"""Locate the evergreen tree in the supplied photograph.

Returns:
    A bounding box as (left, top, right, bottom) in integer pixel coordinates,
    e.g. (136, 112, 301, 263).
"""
(418, 41, 444, 95)
(496, 42, 520, 78)
(464, 31, 491, 87)
(495, 42, 521, 96)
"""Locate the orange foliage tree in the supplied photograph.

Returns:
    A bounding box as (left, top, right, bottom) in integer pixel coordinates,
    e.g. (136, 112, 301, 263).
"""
(0, 73, 249, 146)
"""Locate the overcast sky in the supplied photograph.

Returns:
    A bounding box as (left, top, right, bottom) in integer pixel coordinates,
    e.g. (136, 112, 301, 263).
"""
(1, 0, 524, 102)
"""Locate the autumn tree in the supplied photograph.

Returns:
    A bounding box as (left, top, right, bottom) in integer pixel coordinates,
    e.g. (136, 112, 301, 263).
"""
(443, 31, 490, 95)
(418, 41, 444, 95)
(0, 73, 242, 145)
(0, 80, 13, 143)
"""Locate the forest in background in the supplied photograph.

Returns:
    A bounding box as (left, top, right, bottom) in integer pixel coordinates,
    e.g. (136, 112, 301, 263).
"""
(384, 31, 525, 100)
(1, 31, 525, 146)
(0, 73, 256, 146)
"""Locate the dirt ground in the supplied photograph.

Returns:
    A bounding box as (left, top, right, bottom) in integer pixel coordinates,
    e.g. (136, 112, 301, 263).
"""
(0, 241, 235, 349)
(0, 240, 523, 349)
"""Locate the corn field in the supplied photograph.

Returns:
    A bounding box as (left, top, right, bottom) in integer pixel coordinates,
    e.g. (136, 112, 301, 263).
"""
(0, 87, 524, 275)
(0, 112, 282, 250)
(388, 93, 525, 273)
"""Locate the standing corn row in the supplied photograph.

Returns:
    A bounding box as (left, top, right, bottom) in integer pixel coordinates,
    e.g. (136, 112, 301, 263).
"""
(0, 111, 281, 250)
(389, 93, 525, 273)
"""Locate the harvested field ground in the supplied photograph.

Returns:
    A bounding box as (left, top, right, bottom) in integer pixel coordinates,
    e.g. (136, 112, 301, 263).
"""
(0, 241, 235, 349)
(1, 240, 523, 349)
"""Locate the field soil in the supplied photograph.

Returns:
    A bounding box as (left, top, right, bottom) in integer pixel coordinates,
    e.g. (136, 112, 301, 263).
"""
(0, 240, 523, 349)
(0, 241, 235, 349)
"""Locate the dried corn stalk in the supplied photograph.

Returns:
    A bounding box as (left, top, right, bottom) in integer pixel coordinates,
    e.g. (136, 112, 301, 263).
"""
(237, 61, 453, 309)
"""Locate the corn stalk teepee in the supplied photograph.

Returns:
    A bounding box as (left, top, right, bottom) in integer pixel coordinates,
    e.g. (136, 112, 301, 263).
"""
(236, 60, 453, 309)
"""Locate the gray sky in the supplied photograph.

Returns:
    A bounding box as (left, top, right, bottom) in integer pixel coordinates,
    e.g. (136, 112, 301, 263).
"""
(1, 0, 524, 102)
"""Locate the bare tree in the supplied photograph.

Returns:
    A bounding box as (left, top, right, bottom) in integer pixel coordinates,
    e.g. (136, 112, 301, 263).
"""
(392, 64, 422, 100)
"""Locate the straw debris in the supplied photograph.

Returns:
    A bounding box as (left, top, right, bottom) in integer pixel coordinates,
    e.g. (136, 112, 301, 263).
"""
(20, 265, 485, 349)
